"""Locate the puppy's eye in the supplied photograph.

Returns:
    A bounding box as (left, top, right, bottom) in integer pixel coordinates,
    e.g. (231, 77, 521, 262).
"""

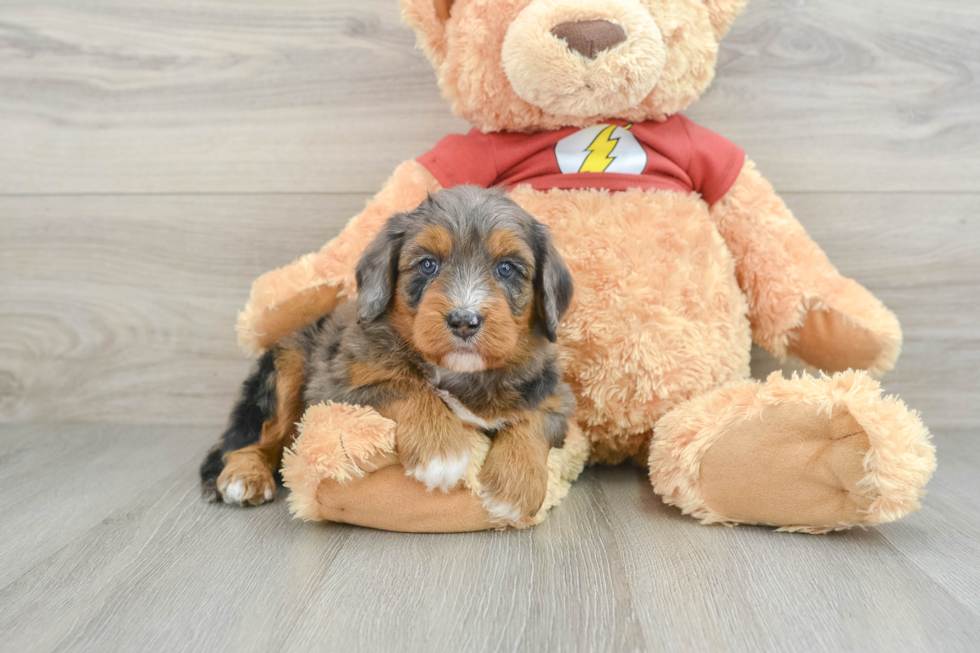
(496, 261, 516, 280)
(418, 258, 439, 276)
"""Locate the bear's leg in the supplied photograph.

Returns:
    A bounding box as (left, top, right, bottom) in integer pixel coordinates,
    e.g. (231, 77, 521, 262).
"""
(281, 402, 590, 532)
(281, 402, 495, 531)
(649, 371, 935, 533)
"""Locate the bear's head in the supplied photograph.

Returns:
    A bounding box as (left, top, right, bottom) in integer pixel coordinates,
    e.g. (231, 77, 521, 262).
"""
(400, 0, 746, 132)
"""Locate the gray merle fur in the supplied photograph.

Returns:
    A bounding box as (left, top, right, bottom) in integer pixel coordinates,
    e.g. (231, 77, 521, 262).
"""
(199, 351, 277, 502)
(200, 186, 575, 501)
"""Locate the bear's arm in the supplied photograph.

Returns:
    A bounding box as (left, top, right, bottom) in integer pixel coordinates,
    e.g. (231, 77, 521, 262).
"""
(709, 159, 901, 376)
(236, 160, 442, 355)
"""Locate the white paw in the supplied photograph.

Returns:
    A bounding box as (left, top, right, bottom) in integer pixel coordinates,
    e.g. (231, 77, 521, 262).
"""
(482, 495, 522, 523)
(218, 477, 274, 506)
(407, 453, 470, 493)
(220, 478, 246, 504)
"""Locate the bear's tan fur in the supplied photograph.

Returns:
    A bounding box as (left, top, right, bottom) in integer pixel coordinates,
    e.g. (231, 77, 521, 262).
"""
(258, 0, 934, 533)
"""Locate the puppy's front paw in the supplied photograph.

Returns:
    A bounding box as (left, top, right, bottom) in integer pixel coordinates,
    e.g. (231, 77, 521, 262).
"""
(481, 494, 524, 523)
(478, 459, 548, 526)
(217, 464, 275, 506)
(405, 451, 470, 493)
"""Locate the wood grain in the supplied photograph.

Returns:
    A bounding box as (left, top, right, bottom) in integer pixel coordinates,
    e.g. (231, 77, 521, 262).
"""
(595, 460, 980, 652)
(0, 194, 358, 424)
(0, 424, 206, 589)
(877, 432, 980, 618)
(1, 0, 978, 194)
(0, 427, 977, 653)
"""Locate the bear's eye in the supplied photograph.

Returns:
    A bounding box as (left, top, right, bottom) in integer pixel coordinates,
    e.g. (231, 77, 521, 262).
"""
(418, 258, 439, 276)
(496, 261, 516, 280)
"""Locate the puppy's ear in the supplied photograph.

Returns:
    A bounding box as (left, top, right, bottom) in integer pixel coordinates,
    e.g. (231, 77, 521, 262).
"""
(355, 215, 407, 323)
(531, 223, 573, 343)
(399, 0, 457, 66)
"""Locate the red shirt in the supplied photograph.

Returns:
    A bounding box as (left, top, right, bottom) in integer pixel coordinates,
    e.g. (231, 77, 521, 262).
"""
(417, 115, 745, 205)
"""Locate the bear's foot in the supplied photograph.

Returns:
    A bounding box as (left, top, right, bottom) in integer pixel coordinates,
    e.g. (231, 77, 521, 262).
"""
(280, 401, 589, 532)
(650, 371, 935, 533)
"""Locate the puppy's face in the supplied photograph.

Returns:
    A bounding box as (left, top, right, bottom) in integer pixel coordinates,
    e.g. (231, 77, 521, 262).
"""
(396, 220, 535, 373)
(355, 186, 573, 373)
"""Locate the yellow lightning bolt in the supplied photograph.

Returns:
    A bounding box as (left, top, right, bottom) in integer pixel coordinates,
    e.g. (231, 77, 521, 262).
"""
(580, 125, 620, 173)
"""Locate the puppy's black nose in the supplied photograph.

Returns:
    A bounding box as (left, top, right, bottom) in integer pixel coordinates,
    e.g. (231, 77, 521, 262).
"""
(446, 310, 483, 340)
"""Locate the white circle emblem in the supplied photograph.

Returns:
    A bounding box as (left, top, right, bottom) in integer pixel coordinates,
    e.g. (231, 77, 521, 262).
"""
(554, 124, 648, 175)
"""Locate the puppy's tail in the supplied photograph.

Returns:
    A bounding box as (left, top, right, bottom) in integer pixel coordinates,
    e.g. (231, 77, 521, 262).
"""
(200, 350, 278, 502)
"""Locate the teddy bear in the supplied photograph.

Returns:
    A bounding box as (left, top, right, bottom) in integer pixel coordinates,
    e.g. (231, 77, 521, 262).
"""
(237, 0, 936, 533)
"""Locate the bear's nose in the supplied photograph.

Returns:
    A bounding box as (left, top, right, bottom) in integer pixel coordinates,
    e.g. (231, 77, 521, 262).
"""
(551, 19, 627, 60)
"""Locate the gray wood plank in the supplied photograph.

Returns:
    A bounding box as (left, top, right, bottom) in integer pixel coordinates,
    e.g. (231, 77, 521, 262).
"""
(0, 194, 362, 424)
(279, 471, 649, 653)
(2, 193, 976, 428)
(0, 424, 211, 589)
(699, 0, 980, 193)
(1, 0, 978, 195)
(0, 457, 640, 653)
(877, 432, 980, 618)
(594, 458, 980, 652)
(0, 434, 977, 653)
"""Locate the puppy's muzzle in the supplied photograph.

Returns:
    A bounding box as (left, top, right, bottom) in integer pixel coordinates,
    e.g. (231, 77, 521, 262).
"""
(446, 310, 483, 340)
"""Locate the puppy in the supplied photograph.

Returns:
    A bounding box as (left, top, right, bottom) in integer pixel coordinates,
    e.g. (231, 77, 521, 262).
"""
(200, 186, 575, 523)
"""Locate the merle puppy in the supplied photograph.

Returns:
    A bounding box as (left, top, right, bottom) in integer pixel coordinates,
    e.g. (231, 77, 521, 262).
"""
(201, 186, 575, 523)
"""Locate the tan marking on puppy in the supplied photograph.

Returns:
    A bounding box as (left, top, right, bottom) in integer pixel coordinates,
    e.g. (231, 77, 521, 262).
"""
(488, 229, 537, 346)
(487, 228, 533, 264)
(347, 360, 406, 387)
(414, 224, 453, 261)
(218, 348, 306, 505)
(474, 287, 523, 369)
(410, 278, 460, 366)
(263, 349, 306, 450)
(379, 384, 473, 493)
(487, 228, 536, 338)
(217, 447, 277, 506)
(432, 387, 511, 431)
(390, 293, 418, 346)
(478, 412, 551, 524)
(538, 394, 566, 414)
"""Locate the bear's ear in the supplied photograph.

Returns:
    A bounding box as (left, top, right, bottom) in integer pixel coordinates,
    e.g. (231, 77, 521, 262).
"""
(399, 0, 457, 66)
(702, 0, 747, 40)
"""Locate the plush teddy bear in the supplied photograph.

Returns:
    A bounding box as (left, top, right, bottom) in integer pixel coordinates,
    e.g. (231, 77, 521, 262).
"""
(246, 0, 936, 533)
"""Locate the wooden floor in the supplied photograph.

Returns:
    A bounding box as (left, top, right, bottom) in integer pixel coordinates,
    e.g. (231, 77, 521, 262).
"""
(1, 1, 978, 651)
